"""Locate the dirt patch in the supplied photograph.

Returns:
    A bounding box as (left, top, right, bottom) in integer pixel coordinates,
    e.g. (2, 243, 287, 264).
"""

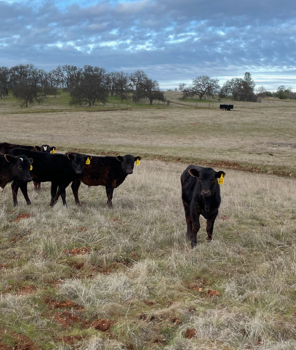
(0, 332, 39, 350)
(67, 260, 85, 270)
(185, 328, 197, 339)
(0, 264, 7, 270)
(44, 298, 83, 310)
(63, 247, 91, 255)
(2, 284, 37, 296)
(54, 311, 80, 328)
(91, 319, 115, 332)
(207, 289, 221, 297)
(16, 213, 33, 222)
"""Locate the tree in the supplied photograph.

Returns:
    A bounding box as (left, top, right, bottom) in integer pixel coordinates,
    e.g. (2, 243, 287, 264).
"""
(0, 67, 9, 98)
(68, 66, 108, 106)
(178, 83, 186, 91)
(131, 70, 165, 105)
(277, 85, 291, 99)
(182, 76, 220, 100)
(112, 71, 131, 102)
(11, 65, 52, 107)
(219, 73, 257, 101)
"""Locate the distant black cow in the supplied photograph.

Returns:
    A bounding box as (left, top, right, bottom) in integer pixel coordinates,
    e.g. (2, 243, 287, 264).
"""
(0, 142, 56, 192)
(68, 154, 141, 208)
(181, 165, 225, 248)
(10, 149, 90, 206)
(0, 153, 33, 206)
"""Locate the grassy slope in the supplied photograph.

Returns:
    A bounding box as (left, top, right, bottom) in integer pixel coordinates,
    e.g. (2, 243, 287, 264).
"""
(0, 93, 296, 349)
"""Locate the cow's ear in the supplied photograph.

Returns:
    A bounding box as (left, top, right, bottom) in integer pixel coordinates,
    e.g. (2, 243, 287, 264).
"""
(34, 146, 41, 151)
(215, 171, 226, 178)
(50, 146, 56, 152)
(116, 156, 123, 162)
(4, 154, 17, 164)
(188, 168, 199, 177)
(29, 158, 33, 164)
(134, 156, 141, 161)
(66, 153, 75, 160)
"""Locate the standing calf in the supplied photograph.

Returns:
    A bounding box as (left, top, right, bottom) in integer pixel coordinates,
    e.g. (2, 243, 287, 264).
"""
(0, 142, 56, 192)
(0, 153, 33, 206)
(181, 165, 225, 248)
(10, 149, 90, 206)
(70, 154, 141, 207)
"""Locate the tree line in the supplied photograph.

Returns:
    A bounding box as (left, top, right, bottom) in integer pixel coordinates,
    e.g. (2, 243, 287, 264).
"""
(178, 72, 295, 101)
(1, 65, 294, 107)
(0, 64, 165, 107)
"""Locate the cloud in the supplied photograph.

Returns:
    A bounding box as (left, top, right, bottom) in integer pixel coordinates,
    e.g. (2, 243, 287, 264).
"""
(1, 0, 296, 90)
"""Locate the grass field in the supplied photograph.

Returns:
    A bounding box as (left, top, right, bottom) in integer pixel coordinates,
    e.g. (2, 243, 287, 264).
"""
(0, 93, 296, 349)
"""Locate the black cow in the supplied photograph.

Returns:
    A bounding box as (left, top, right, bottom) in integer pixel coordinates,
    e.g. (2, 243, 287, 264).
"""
(0, 153, 33, 206)
(0, 142, 56, 154)
(9, 149, 90, 206)
(69, 154, 141, 208)
(181, 165, 225, 248)
(0, 142, 56, 193)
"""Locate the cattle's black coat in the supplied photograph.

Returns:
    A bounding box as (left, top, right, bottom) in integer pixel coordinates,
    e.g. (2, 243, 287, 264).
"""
(70, 154, 141, 207)
(0, 153, 32, 206)
(181, 165, 225, 247)
(0, 142, 56, 192)
(0, 142, 56, 154)
(10, 149, 90, 206)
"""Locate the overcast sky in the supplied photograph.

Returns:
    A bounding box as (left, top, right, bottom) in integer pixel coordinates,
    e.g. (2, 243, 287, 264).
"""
(1, 0, 296, 90)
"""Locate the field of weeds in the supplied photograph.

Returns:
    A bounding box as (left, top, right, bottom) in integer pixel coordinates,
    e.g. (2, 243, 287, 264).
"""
(1, 95, 296, 349)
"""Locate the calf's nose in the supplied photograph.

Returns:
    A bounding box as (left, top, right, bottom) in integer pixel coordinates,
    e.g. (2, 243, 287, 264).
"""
(24, 176, 32, 182)
(201, 190, 211, 197)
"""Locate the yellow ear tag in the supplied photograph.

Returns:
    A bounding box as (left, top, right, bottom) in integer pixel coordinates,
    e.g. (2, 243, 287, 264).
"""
(218, 174, 224, 185)
(135, 159, 140, 165)
(30, 165, 33, 171)
(86, 157, 91, 165)
(52, 148, 56, 154)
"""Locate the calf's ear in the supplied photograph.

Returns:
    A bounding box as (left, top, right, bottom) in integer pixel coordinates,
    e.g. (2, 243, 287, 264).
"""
(66, 153, 75, 160)
(215, 171, 226, 178)
(134, 156, 141, 161)
(29, 158, 33, 164)
(34, 146, 41, 151)
(4, 154, 17, 164)
(188, 168, 200, 177)
(116, 156, 123, 162)
(50, 146, 56, 152)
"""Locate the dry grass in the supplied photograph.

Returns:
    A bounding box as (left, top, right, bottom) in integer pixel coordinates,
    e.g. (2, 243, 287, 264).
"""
(0, 159, 296, 349)
(1, 96, 296, 348)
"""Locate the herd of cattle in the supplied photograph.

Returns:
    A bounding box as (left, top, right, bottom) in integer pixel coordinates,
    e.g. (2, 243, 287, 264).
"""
(0, 142, 225, 247)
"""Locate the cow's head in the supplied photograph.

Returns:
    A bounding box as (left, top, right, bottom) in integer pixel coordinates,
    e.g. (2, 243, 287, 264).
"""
(188, 167, 225, 197)
(66, 153, 92, 175)
(35, 145, 56, 153)
(4, 154, 33, 182)
(116, 155, 141, 174)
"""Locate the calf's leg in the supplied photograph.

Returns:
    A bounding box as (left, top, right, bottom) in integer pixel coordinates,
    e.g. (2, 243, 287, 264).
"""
(71, 180, 81, 205)
(20, 182, 31, 205)
(105, 185, 114, 208)
(11, 181, 19, 207)
(206, 210, 218, 241)
(50, 183, 58, 206)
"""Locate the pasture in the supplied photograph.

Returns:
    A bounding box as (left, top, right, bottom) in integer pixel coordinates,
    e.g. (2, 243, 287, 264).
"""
(0, 94, 296, 349)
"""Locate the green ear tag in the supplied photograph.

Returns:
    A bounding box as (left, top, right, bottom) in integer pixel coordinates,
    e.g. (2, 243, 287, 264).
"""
(218, 174, 224, 185)
(30, 165, 33, 171)
(135, 159, 140, 165)
(86, 157, 91, 165)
